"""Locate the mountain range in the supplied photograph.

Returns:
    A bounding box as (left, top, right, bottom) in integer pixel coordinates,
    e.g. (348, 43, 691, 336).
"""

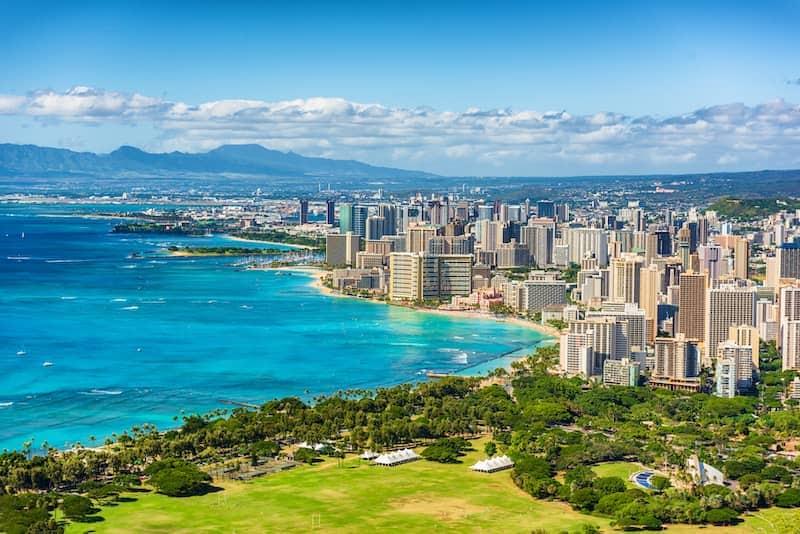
(0, 143, 436, 180)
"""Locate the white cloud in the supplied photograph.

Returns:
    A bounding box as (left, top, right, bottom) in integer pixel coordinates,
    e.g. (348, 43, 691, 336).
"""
(3, 85, 800, 174)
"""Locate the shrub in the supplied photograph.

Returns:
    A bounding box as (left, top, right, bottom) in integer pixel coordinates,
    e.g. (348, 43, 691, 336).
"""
(704, 507, 739, 525)
(776, 489, 800, 508)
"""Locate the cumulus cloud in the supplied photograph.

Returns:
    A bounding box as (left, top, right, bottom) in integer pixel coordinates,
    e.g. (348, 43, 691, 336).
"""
(2, 85, 800, 174)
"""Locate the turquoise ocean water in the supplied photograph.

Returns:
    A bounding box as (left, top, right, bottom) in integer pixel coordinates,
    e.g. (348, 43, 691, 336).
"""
(0, 203, 547, 451)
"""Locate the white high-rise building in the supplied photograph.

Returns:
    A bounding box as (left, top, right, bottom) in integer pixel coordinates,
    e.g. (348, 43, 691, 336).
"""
(705, 283, 756, 366)
(560, 331, 594, 377)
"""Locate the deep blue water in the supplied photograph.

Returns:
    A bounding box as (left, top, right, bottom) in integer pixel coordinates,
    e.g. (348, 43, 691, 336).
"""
(0, 203, 547, 451)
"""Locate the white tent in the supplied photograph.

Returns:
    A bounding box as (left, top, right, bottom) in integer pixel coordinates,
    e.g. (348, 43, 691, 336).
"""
(471, 455, 514, 473)
(373, 448, 420, 467)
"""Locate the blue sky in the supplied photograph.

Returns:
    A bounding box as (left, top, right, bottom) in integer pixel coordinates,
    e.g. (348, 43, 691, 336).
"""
(1, 0, 799, 175)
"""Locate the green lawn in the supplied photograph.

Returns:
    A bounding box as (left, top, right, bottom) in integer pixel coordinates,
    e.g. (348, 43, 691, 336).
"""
(65, 450, 796, 533)
(591, 461, 643, 488)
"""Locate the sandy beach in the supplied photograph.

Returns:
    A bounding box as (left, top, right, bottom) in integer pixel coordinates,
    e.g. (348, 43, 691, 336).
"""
(271, 264, 559, 341)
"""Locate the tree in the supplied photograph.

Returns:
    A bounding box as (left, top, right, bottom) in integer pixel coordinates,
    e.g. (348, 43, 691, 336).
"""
(293, 447, 319, 464)
(704, 507, 739, 525)
(61, 494, 96, 521)
(593, 476, 626, 494)
(776, 489, 800, 508)
(569, 487, 600, 511)
(649, 475, 671, 492)
(484, 441, 497, 457)
(565, 465, 596, 490)
(145, 459, 212, 497)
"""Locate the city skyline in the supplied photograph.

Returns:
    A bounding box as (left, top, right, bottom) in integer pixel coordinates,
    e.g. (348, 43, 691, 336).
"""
(1, 0, 800, 175)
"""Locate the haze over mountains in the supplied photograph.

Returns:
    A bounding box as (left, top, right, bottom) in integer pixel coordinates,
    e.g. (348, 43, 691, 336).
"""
(0, 143, 436, 180)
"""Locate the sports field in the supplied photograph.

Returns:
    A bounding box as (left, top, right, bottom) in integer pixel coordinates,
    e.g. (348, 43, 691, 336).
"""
(64, 449, 797, 533)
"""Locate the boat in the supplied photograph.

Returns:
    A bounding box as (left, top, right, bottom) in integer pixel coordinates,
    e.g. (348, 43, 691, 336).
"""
(42, 361, 54, 367)
(16, 350, 26, 356)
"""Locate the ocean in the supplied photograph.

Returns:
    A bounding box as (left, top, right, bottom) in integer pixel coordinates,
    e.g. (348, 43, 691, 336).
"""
(0, 203, 547, 451)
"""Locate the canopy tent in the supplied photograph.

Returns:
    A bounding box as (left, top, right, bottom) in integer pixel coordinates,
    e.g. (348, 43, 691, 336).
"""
(373, 448, 420, 467)
(470, 455, 514, 473)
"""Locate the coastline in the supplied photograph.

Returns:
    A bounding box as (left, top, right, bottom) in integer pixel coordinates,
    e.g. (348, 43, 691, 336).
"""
(270, 265, 558, 373)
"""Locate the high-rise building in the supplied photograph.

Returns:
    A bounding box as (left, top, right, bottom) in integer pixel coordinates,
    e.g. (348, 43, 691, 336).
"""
(780, 285, 800, 370)
(502, 277, 566, 313)
(705, 283, 756, 366)
(566, 227, 609, 267)
(560, 331, 594, 377)
(715, 341, 754, 397)
(677, 271, 707, 342)
(366, 215, 386, 241)
(378, 204, 398, 236)
(388, 253, 472, 302)
(477, 205, 495, 221)
(610, 254, 644, 305)
(734, 237, 750, 280)
(728, 324, 759, 370)
(496, 240, 530, 269)
(569, 316, 627, 374)
(698, 243, 723, 281)
(654, 335, 699, 379)
(325, 232, 361, 267)
(603, 358, 640, 387)
(299, 199, 309, 224)
(339, 203, 353, 233)
(537, 200, 555, 219)
(351, 205, 369, 238)
(586, 302, 647, 352)
(326, 199, 335, 225)
(640, 264, 661, 344)
(521, 218, 555, 267)
(407, 225, 438, 253)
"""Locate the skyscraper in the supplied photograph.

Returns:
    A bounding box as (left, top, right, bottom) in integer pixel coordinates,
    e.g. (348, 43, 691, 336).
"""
(640, 264, 661, 344)
(339, 203, 353, 233)
(537, 200, 555, 219)
(610, 253, 644, 305)
(677, 271, 706, 342)
(705, 283, 756, 366)
(326, 199, 335, 225)
(299, 199, 309, 224)
(734, 237, 750, 280)
(366, 216, 385, 241)
(352, 205, 369, 238)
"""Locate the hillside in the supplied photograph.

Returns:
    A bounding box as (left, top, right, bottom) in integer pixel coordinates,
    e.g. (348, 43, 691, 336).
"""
(0, 143, 437, 180)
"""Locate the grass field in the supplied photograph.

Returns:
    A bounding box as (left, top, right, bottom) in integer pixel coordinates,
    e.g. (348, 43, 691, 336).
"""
(591, 461, 643, 488)
(65, 449, 799, 533)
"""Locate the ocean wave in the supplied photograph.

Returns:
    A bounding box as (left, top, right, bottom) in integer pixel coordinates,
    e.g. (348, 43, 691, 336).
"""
(81, 389, 123, 396)
(6, 256, 31, 260)
(110, 298, 127, 302)
(60, 296, 77, 300)
(390, 342, 428, 347)
(121, 305, 139, 311)
(437, 348, 460, 353)
(45, 259, 89, 263)
(120, 264, 137, 269)
(451, 351, 469, 364)
(0, 402, 13, 408)
(452, 335, 465, 340)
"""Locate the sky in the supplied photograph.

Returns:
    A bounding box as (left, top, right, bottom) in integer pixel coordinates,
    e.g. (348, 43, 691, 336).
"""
(1, 0, 799, 176)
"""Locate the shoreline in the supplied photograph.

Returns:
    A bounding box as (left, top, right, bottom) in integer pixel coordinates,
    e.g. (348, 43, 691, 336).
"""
(270, 265, 558, 374)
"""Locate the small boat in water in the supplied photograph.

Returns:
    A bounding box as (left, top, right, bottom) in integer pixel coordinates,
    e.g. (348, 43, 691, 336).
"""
(42, 361, 54, 367)
(16, 350, 26, 356)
